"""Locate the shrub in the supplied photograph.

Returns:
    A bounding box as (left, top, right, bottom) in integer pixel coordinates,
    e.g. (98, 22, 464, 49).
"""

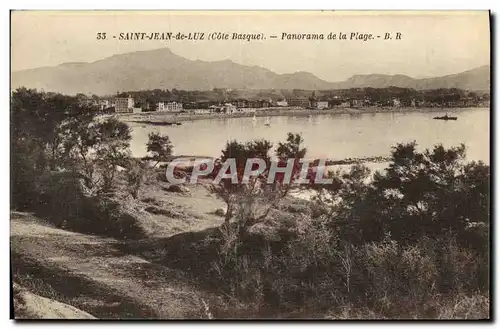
(82, 196, 147, 239)
(32, 171, 146, 239)
(437, 293, 489, 319)
(204, 216, 489, 318)
(125, 159, 147, 199)
(35, 170, 89, 228)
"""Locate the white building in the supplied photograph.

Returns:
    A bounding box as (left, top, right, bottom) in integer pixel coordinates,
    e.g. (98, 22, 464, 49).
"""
(315, 101, 329, 109)
(167, 101, 183, 112)
(115, 96, 134, 113)
(222, 103, 237, 114)
(340, 100, 351, 108)
(157, 101, 183, 112)
(276, 99, 288, 107)
(157, 102, 165, 111)
(98, 99, 112, 111)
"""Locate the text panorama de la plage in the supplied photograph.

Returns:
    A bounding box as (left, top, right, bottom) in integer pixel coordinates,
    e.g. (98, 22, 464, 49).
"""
(96, 32, 403, 42)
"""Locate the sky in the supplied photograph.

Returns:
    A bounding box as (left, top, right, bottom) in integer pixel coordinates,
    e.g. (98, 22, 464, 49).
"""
(10, 11, 490, 82)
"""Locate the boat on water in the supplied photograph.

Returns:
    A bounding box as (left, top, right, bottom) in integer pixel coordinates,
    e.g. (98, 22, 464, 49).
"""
(433, 113, 457, 121)
(252, 114, 257, 122)
(264, 117, 271, 126)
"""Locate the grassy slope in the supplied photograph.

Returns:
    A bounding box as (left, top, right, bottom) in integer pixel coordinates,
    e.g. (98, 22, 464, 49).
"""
(10, 183, 227, 319)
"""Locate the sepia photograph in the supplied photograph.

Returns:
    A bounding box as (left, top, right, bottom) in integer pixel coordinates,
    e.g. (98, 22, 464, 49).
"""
(9, 10, 491, 320)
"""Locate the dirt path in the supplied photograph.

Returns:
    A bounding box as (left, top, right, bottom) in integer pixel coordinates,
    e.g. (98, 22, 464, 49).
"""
(11, 212, 214, 319)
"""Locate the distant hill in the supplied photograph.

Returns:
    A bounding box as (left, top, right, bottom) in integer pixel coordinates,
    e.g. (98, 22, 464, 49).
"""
(11, 47, 490, 95)
(332, 65, 490, 92)
(331, 74, 418, 89)
(416, 65, 490, 91)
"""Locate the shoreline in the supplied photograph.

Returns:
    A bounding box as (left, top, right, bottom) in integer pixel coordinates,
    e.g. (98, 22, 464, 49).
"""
(120, 106, 488, 125)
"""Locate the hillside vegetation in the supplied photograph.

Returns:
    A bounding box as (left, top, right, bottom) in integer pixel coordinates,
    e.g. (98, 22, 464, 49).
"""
(11, 88, 490, 319)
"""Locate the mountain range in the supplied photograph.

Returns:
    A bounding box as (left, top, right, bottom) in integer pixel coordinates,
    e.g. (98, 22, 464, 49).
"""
(11, 47, 490, 95)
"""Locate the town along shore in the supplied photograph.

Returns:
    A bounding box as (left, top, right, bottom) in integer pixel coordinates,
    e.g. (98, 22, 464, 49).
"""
(119, 106, 487, 125)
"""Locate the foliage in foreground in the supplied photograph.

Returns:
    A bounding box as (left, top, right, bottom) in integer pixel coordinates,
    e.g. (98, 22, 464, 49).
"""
(10, 88, 490, 318)
(10, 88, 163, 237)
(202, 140, 489, 319)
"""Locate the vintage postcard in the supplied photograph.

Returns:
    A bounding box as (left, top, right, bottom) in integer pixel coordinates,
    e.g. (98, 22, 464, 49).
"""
(10, 10, 490, 320)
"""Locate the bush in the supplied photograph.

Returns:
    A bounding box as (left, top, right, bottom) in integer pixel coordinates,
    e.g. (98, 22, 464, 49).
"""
(33, 170, 146, 239)
(125, 159, 147, 199)
(437, 293, 489, 319)
(354, 236, 439, 315)
(203, 215, 489, 318)
(208, 223, 265, 305)
(35, 170, 89, 228)
(83, 196, 147, 239)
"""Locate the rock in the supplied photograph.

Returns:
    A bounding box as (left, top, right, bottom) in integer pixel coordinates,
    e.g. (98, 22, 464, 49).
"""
(212, 208, 225, 217)
(145, 205, 185, 218)
(286, 203, 311, 215)
(165, 184, 191, 194)
(116, 165, 126, 172)
(13, 285, 96, 319)
(247, 222, 281, 242)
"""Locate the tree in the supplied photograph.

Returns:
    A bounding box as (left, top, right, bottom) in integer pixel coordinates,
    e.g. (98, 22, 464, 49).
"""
(210, 133, 309, 226)
(60, 111, 99, 190)
(311, 164, 370, 244)
(276, 132, 307, 159)
(273, 132, 308, 194)
(94, 118, 132, 194)
(355, 142, 489, 248)
(11, 88, 97, 207)
(59, 116, 132, 195)
(146, 132, 174, 166)
(11, 88, 92, 169)
(309, 141, 490, 252)
(210, 139, 273, 223)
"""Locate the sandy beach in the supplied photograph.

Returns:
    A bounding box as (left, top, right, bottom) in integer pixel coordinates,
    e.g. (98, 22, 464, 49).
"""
(119, 106, 480, 125)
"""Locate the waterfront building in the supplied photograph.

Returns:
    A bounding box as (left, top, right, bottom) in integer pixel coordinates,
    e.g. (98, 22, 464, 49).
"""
(114, 96, 134, 113)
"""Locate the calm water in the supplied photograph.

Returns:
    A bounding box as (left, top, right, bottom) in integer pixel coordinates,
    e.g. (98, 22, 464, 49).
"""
(129, 108, 490, 164)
